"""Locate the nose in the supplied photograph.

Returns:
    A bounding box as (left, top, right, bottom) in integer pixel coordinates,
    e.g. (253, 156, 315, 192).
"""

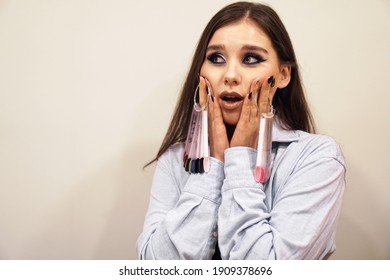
(224, 62, 241, 86)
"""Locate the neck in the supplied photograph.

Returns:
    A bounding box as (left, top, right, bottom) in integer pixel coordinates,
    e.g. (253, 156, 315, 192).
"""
(225, 124, 236, 142)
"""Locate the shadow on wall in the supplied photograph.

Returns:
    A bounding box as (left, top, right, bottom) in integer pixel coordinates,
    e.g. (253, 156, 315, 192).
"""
(30, 141, 156, 259)
(93, 143, 155, 259)
(23, 75, 177, 259)
(331, 161, 390, 260)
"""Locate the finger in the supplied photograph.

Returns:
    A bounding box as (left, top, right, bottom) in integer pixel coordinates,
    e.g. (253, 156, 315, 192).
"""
(258, 76, 275, 114)
(249, 78, 261, 119)
(205, 78, 214, 131)
(239, 88, 252, 122)
(238, 78, 261, 125)
(212, 93, 225, 129)
(203, 79, 228, 161)
(205, 78, 224, 137)
(198, 76, 208, 109)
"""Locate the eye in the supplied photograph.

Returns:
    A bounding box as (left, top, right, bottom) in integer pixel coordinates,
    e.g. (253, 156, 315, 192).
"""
(242, 53, 265, 65)
(207, 53, 225, 65)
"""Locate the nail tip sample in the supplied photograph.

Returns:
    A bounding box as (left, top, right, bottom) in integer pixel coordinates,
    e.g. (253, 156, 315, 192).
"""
(203, 157, 210, 173)
(255, 166, 267, 183)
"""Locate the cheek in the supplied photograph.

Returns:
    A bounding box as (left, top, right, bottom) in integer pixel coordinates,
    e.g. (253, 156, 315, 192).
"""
(245, 69, 276, 88)
(241, 72, 265, 93)
(200, 63, 214, 80)
(199, 63, 205, 76)
(200, 64, 220, 90)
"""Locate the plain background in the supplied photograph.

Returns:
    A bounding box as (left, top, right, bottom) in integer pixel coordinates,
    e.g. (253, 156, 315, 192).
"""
(0, 0, 389, 259)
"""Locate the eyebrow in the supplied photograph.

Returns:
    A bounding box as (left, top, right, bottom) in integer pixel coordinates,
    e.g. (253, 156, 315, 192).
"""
(206, 44, 269, 54)
(242, 44, 269, 54)
(206, 44, 224, 51)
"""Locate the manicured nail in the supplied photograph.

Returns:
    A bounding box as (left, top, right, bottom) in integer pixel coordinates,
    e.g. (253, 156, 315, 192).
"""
(268, 76, 276, 87)
(211, 95, 214, 102)
(248, 92, 252, 100)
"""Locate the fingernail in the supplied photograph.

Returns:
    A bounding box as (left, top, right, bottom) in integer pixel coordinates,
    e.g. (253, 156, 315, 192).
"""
(268, 76, 276, 87)
(254, 78, 260, 87)
(211, 95, 214, 102)
(248, 92, 252, 100)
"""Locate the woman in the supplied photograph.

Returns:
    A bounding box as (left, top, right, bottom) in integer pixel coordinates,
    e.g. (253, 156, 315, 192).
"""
(137, 1, 345, 259)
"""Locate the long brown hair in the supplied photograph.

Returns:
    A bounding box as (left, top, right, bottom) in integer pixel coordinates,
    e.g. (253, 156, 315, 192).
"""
(147, 1, 315, 166)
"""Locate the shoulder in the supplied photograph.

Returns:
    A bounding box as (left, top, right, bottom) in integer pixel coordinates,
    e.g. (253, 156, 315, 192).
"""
(294, 131, 345, 167)
(157, 142, 185, 169)
(274, 120, 345, 168)
(155, 142, 188, 185)
(271, 130, 346, 196)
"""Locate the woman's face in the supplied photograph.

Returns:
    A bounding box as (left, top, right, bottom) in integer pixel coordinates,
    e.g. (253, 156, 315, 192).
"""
(200, 19, 290, 126)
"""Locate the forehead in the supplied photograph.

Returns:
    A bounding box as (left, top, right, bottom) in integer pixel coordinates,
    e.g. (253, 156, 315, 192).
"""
(208, 19, 273, 50)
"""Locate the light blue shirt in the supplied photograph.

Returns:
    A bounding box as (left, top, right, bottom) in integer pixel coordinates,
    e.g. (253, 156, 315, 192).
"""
(137, 121, 346, 259)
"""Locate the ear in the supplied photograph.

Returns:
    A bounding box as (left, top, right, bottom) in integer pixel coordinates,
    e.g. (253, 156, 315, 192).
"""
(277, 64, 291, 89)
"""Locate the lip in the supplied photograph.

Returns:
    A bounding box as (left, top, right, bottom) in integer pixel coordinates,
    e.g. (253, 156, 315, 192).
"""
(219, 91, 245, 111)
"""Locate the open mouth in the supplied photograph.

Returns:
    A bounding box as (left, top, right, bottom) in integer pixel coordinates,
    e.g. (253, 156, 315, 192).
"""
(222, 96, 244, 103)
(219, 92, 244, 110)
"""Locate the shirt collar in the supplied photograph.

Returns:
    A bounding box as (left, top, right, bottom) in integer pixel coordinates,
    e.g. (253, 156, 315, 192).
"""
(272, 119, 300, 143)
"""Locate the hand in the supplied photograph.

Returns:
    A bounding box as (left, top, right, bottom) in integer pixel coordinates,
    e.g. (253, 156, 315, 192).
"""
(230, 76, 275, 149)
(202, 75, 275, 162)
(201, 77, 229, 162)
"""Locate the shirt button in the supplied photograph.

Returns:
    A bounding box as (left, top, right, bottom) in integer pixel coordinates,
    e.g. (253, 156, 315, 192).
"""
(212, 231, 218, 237)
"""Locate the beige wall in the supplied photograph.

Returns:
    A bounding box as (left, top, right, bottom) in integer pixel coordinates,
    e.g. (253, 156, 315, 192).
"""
(0, 0, 389, 259)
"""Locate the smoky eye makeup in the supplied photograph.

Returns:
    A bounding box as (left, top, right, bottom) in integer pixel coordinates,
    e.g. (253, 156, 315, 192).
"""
(242, 52, 266, 65)
(206, 52, 225, 65)
(206, 52, 266, 66)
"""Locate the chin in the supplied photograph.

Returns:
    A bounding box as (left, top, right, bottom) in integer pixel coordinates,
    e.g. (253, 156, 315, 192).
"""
(222, 116, 239, 127)
(221, 108, 242, 127)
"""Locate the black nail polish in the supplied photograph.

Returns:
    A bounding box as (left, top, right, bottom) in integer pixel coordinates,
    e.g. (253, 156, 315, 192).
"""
(199, 158, 204, 174)
(211, 95, 214, 102)
(190, 159, 196, 174)
(271, 77, 275, 87)
(267, 76, 274, 85)
(248, 92, 252, 100)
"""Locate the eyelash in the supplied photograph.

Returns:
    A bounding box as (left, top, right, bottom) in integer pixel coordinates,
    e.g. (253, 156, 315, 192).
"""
(206, 52, 265, 65)
(207, 53, 225, 64)
(243, 52, 265, 65)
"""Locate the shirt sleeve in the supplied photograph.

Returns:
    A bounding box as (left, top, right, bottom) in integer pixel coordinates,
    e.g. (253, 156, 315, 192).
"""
(218, 137, 346, 259)
(137, 149, 224, 259)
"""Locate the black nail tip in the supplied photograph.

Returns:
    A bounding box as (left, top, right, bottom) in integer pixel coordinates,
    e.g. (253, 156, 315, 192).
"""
(185, 158, 191, 172)
(199, 158, 204, 174)
(267, 76, 275, 87)
(190, 159, 197, 174)
(195, 159, 199, 174)
(248, 92, 252, 100)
